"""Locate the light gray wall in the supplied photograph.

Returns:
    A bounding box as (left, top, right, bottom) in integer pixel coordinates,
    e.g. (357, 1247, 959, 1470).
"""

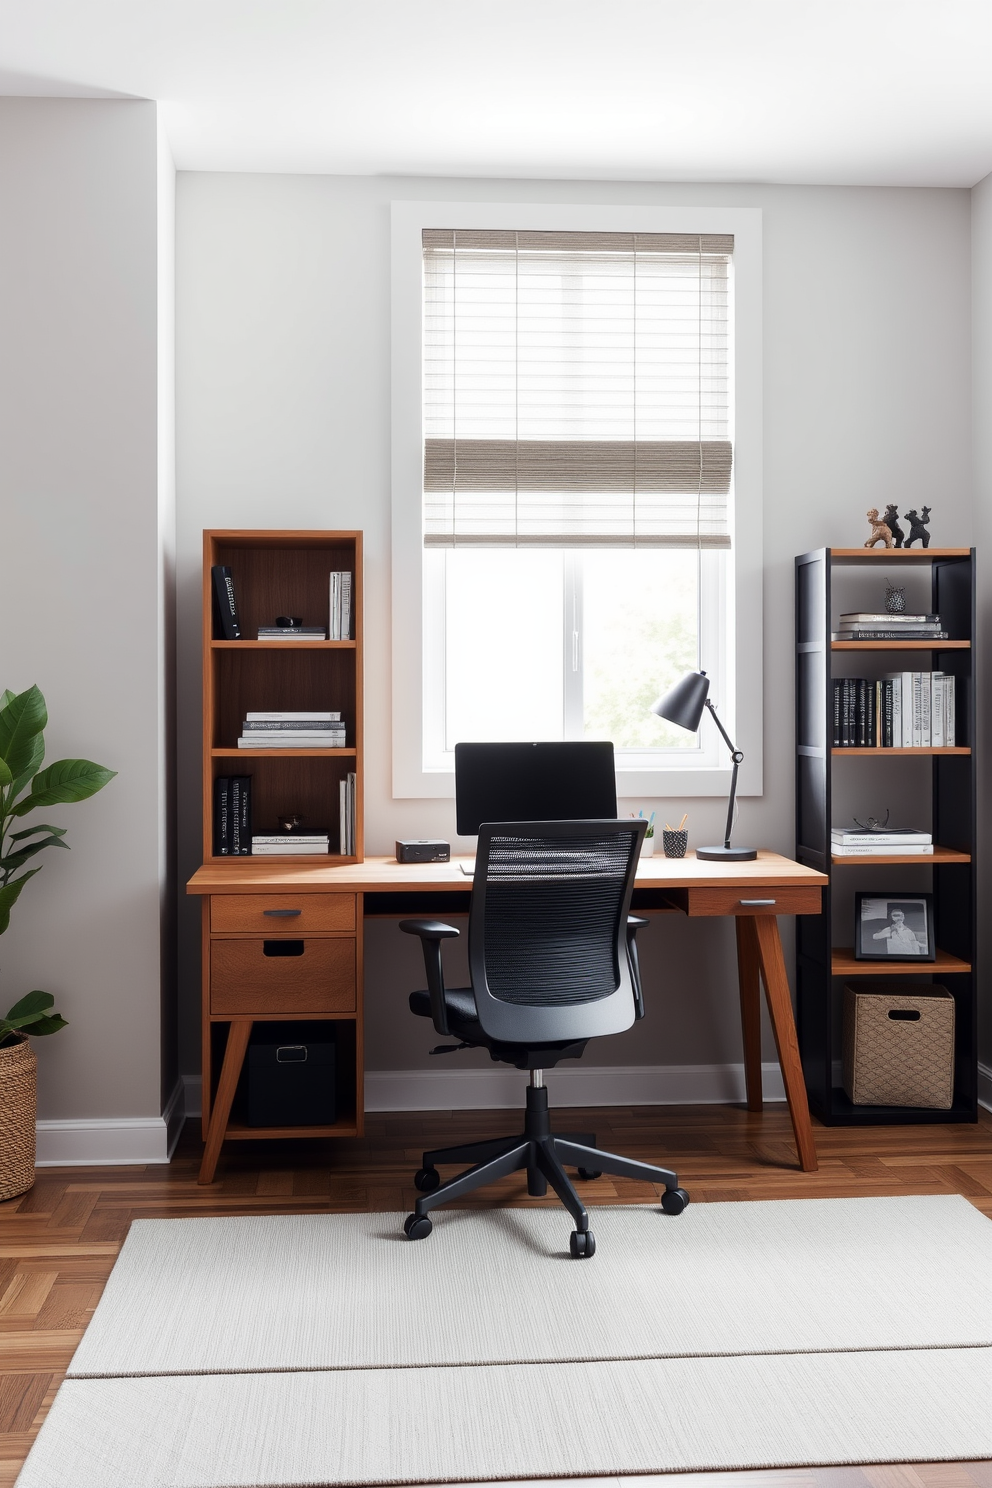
(973, 169, 992, 1069)
(0, 99, 171, 1120)
(176, 173, 973, 1083)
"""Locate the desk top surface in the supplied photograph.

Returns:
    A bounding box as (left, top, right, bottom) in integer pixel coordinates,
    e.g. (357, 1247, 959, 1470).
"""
(187, 849, 827, 895)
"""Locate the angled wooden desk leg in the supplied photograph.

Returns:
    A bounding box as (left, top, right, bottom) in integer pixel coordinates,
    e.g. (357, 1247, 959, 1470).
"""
(198, 1019, 252, 1185)
(751, 916, 819, 1173)
(735, 917, 764, 1112)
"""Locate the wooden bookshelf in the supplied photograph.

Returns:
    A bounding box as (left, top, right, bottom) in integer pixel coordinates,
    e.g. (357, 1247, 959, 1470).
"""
(795, 546, 977, 1127)
(197, 530, 365, 1168)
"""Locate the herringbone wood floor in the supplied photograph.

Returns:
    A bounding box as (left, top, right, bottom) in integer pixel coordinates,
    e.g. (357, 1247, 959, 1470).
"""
(3, 1103, 992, 1487)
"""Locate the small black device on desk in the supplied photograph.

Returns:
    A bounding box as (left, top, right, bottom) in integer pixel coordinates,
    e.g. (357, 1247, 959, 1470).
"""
(396, 840, 450, 863)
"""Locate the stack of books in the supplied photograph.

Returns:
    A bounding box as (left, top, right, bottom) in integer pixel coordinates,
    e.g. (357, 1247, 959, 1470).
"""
(339, 771, 357, 855)
(251, 833, 330, 856)
(832, 672, 956, 747)
(832, 612, 949, 641)
(237, 711, 346, 748)
(329, 572, 353, 640)
(831, 826, 933, 857)
(257, 625, 327, 641)
(214, 776, 252, 855)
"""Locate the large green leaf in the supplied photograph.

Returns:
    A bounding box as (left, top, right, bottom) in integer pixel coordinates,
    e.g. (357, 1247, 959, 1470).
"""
(0, 758, 11, 789)
(0, 691, 15, 710)
(0, 686, 47, 780)
(5, 733, 45, 807)
(0, 833, 69, 873)
(17, 1012, 68, 1037)
(5, 989, 54, 1021)
(0, 869, 40, 933)
(9, 824, 67, 842)
(10, 758, 116, 816)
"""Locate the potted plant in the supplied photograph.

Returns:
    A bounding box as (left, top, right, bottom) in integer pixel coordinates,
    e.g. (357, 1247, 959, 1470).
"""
(0, 685, 115, 1201)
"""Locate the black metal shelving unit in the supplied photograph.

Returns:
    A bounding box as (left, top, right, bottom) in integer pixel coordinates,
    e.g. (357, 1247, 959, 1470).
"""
(795, 546, 977, 1125)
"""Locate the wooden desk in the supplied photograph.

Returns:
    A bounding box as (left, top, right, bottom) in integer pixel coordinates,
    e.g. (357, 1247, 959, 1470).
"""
(187, 850, 826, 1183)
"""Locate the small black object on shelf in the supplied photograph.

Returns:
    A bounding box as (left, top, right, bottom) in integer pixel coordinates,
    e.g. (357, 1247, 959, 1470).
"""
(651, 671, 756, 861)
(903, 507, 931, 548)
(883, 507, 905, 548)
(211, 565, 241, 639)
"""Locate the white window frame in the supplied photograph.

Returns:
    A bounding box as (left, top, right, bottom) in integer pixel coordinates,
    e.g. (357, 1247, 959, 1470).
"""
(391, 200, 763, 800)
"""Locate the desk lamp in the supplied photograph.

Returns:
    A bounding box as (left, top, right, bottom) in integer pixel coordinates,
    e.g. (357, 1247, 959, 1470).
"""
(651, 670, 756, 861)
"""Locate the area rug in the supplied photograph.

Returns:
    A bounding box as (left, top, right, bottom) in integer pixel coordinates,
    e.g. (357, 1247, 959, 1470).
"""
(16, 1196, 992, 1487)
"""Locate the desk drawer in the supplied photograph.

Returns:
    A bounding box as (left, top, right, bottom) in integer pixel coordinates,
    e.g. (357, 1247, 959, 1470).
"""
(211, 894, 356, 934)
(210, 938, 357, 1015)
(686, 886, 822, 917)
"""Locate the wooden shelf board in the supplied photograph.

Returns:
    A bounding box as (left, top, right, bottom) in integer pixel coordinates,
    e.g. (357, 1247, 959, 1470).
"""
(828, 548, 970, 561)
(210, 640, 356, 650)
(222, 1120, 359, 1140)
(831, 947, 971, 975)
(831, 847, 970, 865)
(211, 748, 357, 758)
(831, 640, 970, 650)
(832, 747, 970, 756)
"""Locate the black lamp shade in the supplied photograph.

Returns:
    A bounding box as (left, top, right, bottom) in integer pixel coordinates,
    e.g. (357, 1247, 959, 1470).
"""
(652, 670, 710, 732)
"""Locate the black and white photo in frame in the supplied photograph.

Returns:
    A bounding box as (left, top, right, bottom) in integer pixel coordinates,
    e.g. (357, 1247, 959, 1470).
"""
(854, 892, 935, 962)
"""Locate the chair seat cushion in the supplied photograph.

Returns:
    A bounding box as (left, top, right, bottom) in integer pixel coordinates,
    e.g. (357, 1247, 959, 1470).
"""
(409, 986, 479, 1027)
(408, 986, 590, 1069)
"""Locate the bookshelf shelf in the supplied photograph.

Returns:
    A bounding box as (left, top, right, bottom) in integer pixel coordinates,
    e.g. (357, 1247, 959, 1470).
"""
(832, 746, 970, 756)
(831, 640, 970, 651)
(831, 847, 971, 866)
(198, 530, 365, 1164)
(795, 545, 977, 1127)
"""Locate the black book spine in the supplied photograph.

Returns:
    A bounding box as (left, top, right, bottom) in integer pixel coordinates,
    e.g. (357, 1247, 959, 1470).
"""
(214, 776, 231, 855)
(856, 678, 867, 747)
(230, 777, 242, 856)
(237, 775, 252, 855)
(211, 565, 242, 640)
(841, 679, 849, 747)
(868, 681, 877, 748)
(832, 680, 841, 748)
(883, 680, 893, 747)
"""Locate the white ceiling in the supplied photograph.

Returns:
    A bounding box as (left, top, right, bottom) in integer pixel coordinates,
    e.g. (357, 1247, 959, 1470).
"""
(1, 0, 991, 186)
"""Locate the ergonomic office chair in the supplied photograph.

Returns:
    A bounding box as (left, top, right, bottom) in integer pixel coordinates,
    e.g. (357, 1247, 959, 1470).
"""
(400, 819, 689, 1258)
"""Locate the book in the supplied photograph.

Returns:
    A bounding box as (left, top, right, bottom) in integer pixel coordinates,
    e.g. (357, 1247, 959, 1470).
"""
(245, 711, 342, 721)
(932, 673, 945, 748)
(229, 775, 251, 855)
(945, 674, 956, 745)
(251, 834, 329, 846)
(213, 776, 231, 855)
(832, 629, 948, 640)
(250, 842, 330, 856)
(238, 735, 345, 748)
(832, 828, 932, 844)
(839, 613, 938, 624)
(330, 571, 353, 641)
(339, 770, 357, 855)
(211, 566, 241, 640)
(832, 844, 935, 856)
(257, 627, 327, 640)
(242, 719, 343, 732)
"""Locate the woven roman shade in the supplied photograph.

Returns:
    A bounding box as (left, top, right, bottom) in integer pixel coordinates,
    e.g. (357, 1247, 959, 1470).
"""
(423, 229, 733, 549)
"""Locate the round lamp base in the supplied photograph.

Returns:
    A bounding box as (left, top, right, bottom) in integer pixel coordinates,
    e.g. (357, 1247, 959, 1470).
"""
(695, 845, 758, 861)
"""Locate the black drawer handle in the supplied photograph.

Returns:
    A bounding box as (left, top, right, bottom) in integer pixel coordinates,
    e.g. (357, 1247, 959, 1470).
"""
(263, 940, 304, 957)
(888, 1008, 921, 1021)
(276, 1045, 308, 1062)
(263, 909, 302, 917)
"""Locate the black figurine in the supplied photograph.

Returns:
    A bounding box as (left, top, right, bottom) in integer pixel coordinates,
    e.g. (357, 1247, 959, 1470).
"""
(882, 505, 904, 548)
(903, 506, 931, 548)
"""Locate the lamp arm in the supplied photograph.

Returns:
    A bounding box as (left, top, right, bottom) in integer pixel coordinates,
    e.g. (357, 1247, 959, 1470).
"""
(704, 699, 745, 849)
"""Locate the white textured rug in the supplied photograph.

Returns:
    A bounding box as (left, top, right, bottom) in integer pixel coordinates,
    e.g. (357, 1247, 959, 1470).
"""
(17, 1196, 992, 1487)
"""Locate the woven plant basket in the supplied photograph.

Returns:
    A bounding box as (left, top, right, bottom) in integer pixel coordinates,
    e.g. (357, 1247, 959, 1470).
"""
(0, 1037, 37, 1201)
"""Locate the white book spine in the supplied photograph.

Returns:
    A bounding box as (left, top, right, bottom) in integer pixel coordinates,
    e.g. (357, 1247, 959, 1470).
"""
(891, 677, 902, 749)
(931, 674, 944, 749)
(920, 670, 932, 746)
(342, 572, 352, 641)
(832, 845, 934, 856)
(946, 675, 956, 746)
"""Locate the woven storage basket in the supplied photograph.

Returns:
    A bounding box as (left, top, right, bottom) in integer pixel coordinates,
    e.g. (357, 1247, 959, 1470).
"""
(0, 1037, 37, 1201)
(842, 982, 954, 1108)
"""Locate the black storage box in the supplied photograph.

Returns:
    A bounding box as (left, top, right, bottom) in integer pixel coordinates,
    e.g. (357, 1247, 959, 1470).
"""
(246, 1021, 337, 1128)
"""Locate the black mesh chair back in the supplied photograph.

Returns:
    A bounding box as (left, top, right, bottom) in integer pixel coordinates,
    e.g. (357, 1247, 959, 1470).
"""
(468, 818, 646, 1045)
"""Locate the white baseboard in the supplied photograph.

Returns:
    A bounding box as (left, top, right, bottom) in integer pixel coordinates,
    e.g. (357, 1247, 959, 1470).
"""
(35, 1079, 186, 1167)
(978, 1062, 992, 1112)
(363, 1062, 787, 1112)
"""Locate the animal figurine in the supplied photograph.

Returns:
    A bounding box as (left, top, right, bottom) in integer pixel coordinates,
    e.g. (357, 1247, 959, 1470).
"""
(882, 505, 904, 547)
(903, 507, 931, 548)
(864, 509, 894, 549)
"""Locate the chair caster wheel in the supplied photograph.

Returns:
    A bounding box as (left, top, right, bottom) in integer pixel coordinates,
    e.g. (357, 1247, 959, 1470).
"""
(662, 1187, 690, 1215)
(404, 1214, 433, 1240)
(569, 1229, 596, 1259)
(414, 1167, 441, 1192)
(577, 1167, 602, 1180)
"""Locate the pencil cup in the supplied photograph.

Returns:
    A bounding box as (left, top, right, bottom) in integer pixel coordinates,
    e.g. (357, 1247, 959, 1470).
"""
(640, 834, 654, 857)
(663, 829, 688, 859)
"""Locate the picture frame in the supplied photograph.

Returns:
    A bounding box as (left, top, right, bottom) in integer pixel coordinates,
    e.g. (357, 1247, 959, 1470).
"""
(854, 892, 935, 963)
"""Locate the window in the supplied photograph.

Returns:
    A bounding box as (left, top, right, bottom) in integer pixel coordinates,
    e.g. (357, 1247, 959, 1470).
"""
(391, 204, 762, 800)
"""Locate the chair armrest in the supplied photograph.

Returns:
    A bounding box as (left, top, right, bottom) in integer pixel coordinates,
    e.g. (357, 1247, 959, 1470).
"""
(399, 920, 460, 1036)
(626, 915, 650, 1021)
